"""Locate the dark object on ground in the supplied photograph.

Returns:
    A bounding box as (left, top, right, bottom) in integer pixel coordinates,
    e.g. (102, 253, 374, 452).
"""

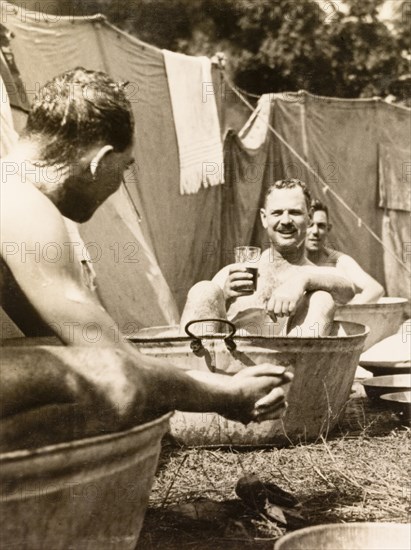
(236, 474, 299, 509)
(235, 474, 304, 527)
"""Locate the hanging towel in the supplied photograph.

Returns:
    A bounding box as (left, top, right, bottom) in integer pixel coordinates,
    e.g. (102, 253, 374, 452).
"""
(378, 143, 411, 212)
(163, 50, 224, 195)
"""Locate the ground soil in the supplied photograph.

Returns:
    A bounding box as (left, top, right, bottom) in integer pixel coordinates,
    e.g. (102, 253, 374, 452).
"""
(137, 390, 411, 550)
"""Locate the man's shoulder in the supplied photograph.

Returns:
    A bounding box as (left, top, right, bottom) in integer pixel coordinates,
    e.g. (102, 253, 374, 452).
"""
(296, 256, 341, 273)
(1, 172, 48, 208)
(333, 251, 352, 262)
(334, 251, 362, 270)
(260, 249, 271, 262)
(259, 249, 277, 268)
(318, 247, 343, 267)
(1, 178, 66, 247)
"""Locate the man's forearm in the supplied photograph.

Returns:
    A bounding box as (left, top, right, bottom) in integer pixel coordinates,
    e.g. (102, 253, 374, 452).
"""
(126, 351, 290, 426)
(0, 347, 230, 432)
(302, 269, 355, 304)
(126, 348, 231, 420)
(349, 283, 384, 304)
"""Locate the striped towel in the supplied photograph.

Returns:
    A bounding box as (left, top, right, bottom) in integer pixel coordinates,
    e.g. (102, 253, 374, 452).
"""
(163, 50, 224, 195)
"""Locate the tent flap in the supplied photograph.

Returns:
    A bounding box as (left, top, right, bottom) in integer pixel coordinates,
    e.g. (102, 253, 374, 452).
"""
(227, 91, 410, 301)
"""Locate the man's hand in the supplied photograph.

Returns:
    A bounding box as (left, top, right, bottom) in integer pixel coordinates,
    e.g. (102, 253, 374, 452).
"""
(222, 364, 293, 424)
(223, 265, 255, 301)
(264, 276, 306, 320)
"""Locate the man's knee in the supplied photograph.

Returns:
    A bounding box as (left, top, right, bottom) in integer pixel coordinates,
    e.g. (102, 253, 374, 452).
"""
(180, 281, 226, 334)
(183, 281, 225, 316)
(186, 281, 224, 303)
(307, 291, 335, 336)
(308, 290, 336, 313)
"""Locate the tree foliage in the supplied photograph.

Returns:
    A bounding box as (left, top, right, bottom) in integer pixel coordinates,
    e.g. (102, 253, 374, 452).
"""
(89, 0, 409, 101)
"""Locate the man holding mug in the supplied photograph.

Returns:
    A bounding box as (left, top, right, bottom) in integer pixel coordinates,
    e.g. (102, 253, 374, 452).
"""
(182, 179, 355, 337)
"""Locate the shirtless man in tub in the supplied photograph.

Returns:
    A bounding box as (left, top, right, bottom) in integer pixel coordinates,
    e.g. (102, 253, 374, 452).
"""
(305, 199, 384, 304)
(181, 179, 355, 338)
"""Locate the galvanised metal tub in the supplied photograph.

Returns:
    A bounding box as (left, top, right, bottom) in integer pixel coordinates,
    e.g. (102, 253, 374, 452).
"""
(0, 413, 171, 549)
(132, 320, 368, 447)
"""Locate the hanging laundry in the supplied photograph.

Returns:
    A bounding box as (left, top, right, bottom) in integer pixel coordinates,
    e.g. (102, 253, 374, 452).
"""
(163, 49, 224, 195)
(378, 143, 411, 212)
(239, 93, 272, 150)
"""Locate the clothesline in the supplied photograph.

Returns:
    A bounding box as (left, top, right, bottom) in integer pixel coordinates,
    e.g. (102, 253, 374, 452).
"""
(222, 73, 411, 275)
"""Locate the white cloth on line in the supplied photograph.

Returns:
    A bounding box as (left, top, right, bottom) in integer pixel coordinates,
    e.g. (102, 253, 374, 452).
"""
(239, 93, 272, 150)
(163, 49, 224, 195)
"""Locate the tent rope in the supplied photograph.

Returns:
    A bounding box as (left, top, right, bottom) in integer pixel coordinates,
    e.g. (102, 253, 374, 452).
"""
(231, 84, 261, 100)
(222, 74, 411, 275)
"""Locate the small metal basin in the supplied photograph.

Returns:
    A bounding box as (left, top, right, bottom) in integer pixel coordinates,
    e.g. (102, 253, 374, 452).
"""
(362, 374, 411, 400)
(380, 391, 411, 423)
(359, 326, 410, 376)
(359, 363, 411, 377)
(274, 522, 411, 550)
(335, 297, 407, 351)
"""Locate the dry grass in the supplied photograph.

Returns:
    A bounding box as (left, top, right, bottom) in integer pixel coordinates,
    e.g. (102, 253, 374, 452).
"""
(137, 396, 411, 550)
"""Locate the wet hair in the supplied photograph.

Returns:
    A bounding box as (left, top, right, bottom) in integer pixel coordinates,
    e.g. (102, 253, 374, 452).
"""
(264, 179, 312, 210)
(310, 198, 329, 221)
(24, 67, 134, 164)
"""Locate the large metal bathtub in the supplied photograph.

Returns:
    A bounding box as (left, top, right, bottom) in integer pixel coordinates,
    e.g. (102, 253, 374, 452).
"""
(132, 320, 368, 447)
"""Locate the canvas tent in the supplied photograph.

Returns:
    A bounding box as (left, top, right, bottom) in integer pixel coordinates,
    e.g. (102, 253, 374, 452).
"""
(1, 2, 182, 330)
(1, 1, 228, 317)
(231, 92, 411, 304)
(1, 1, 410, 335)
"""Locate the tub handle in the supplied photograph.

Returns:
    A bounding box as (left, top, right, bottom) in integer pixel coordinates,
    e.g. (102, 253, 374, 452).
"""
(184, 319, 237, 352)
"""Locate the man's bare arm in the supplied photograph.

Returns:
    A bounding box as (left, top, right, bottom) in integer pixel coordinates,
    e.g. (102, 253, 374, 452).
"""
(1, 186, 291, 435)
(265, 266, 354, 316)
(1, 182, 129, 349)
(299, 266, 356, 304)
(0, 346, 292, 451)
(336, 254, 384, 304)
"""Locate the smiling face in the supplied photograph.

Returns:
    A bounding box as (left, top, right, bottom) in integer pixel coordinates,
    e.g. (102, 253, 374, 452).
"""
(306, 209, 330, 252)
(260, 187, 310, 252)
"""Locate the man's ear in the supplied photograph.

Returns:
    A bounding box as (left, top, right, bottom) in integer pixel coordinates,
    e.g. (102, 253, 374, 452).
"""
(260, 208, 268, 229)
(89, 145, 114, 177)
(328, 223, 333, 231)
